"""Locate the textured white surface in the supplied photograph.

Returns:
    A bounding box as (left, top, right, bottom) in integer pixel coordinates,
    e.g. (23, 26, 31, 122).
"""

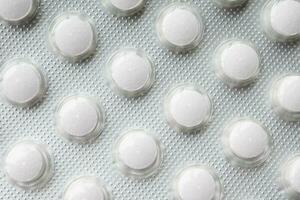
(0, 0, 299, 199)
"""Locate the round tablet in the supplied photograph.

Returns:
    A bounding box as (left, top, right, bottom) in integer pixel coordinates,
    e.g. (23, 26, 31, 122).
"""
(63, 176, 111, 200)
(55, 95, 105, 143)
(213, 0, 248, 8)
(156, 3, 204, 52)
(280, 155, 300, 199)
(261, 0, 300, 42)
(0, 0, 39, 25)
(0, 58, 47, 107)
(270, 74, 300, 121)
(222, 118, 271, 167)
(4, 140, 52, 189)
(172, 165, 222, 200)
(214, 40, 260, 88)
(164, 84, 212, 133)
(49, 12, 96, 62)
(106, 48, 154, 97)
(114, 129, 162, 177)
(101, 0, 144, 16)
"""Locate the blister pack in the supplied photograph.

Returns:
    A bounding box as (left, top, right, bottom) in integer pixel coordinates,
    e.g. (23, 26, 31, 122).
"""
(0, 0, 299, 200)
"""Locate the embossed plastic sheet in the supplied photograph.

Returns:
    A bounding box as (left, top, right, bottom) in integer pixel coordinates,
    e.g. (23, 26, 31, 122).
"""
(0, 0, 299, 199)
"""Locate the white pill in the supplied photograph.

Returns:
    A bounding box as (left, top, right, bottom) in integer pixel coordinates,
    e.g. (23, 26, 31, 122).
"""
(213, 0, 248, 8)
(106, 48, 154, 97)
(222, 118, 271, 167)
(280, 155, 300, 199)
(172, 165, 222, 200)
(101, 0, 144, 16)
(63, 176, 111, 200)
(270, 74, 300, 121)
(164, 84, 212, 133)
(4, 140, 52, 189)
(55, 95, 105, 143)
(261, 0, 300, 42)
(0, 0, 39, 25)
(114, 129, 162, 177)
(49, 12, 96, 62)
(214, 40, 260, 88)
(156, 3, 204, 52)
(0, 58, 47, 107)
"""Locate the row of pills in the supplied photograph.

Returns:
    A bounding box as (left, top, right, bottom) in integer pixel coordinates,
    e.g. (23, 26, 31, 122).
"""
(3, 137, 300, 199)
(1, 57, 299, 123)
(0, 48, 154, 107)
(49, 1, 300, 60)
(1, 1, 300, 63)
